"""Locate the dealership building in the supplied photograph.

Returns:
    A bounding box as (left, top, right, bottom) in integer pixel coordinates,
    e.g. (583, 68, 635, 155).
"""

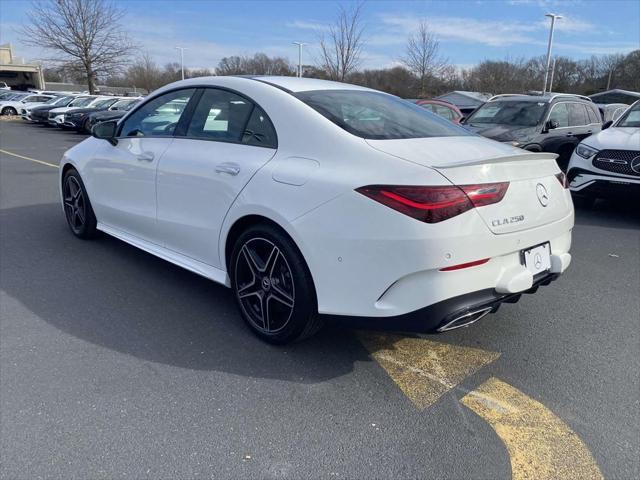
(0, 44, 45, 90)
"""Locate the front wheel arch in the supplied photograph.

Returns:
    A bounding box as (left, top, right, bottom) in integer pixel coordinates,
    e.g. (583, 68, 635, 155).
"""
(523, 143, 542, 152)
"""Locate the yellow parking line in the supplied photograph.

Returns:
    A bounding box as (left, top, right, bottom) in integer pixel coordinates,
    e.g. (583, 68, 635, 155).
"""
(461, 377, 603, 480)
(0, 148, 58, 168)
(358, 332, 500, 409)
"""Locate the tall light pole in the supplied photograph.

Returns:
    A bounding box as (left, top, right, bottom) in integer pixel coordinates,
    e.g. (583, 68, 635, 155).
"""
(175, 46, 187, 80)
(542, 13, 562, 94)
(548, 57, 557, 93)
(292, 42, 307, 77)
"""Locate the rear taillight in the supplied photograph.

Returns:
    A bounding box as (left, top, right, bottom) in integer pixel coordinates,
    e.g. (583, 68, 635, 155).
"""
(356, 182, 509, 223)
(555, 172, 568, 188)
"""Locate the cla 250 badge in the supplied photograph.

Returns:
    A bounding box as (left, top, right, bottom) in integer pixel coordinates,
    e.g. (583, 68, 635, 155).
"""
(492, 215, 525, 227)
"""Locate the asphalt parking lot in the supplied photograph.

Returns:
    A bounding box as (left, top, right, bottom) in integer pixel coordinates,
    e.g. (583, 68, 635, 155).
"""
(1, 119, 638, 479)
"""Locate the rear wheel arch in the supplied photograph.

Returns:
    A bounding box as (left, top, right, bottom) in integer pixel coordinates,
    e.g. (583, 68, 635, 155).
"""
(224, 215, 307, 273)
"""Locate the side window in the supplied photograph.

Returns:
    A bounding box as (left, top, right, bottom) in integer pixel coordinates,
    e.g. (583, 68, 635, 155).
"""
(120, 88, 195, 137)
(568, 103, 588, 126)
(242, 105, 277, 148)
(548, 103, 569, 128)
(435, 104, 455, 121)
(186, 88, 253, 141)
(586, 106, 600, 124)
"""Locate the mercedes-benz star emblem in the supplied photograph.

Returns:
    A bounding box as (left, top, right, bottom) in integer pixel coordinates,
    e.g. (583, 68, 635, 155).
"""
(631, 156, 640, 174)
(536, 183, 549, 207)
(534, 252, 543, 269)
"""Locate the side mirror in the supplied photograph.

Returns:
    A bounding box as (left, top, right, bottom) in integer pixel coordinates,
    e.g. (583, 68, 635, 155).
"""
(602, 120, 613, 130)
(92, 120, 118, 145)
(544, 119, 559, 131)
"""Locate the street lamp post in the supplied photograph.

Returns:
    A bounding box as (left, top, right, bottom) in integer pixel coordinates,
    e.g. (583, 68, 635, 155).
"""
(542, 13, 562, 94)
(175, 47, 187, 80)
(292, 42, 307, 77)
(548, 57, 557, 93)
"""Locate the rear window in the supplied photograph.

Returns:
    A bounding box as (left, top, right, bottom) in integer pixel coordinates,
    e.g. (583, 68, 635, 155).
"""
(466, 101, 547, 127)
(295, 90, 468, 140)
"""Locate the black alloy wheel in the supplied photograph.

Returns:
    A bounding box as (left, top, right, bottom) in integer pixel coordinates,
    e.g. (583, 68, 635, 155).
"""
(62, 169, 97, 238)
(230, 224, 321, 343)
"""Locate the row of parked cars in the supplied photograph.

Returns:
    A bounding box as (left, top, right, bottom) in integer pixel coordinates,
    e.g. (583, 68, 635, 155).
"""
(413, 92, 639, 206)
(0, 90, 142, 133)
(2, 84, 637, 207)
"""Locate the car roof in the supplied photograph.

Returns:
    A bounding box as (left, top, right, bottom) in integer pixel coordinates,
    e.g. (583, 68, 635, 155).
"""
(247, 76, 373, 93)
(487, 93, 593, 103)
(172, 75, 373, 94)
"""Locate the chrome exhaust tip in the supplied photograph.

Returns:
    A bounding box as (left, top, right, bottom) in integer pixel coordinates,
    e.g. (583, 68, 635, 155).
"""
(437, 307, 493, 332)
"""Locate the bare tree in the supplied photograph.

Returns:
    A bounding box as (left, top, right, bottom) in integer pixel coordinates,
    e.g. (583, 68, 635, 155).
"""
(216, 53, 294, 76)
(319, 3, 365, 81)
(20, 0, 132, 93)
(598, 53, 625, 90)
(402, 20, 447, 97)
(127, 52, 163, 93)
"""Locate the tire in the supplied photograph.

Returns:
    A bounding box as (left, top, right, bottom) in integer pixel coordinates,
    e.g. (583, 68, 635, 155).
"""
(229, 223, 322, 344)
(82, 118, 92, 134)
(62, 169, 97, 239)
(2, 107, 17, 116)
(572, 195, 596, 209)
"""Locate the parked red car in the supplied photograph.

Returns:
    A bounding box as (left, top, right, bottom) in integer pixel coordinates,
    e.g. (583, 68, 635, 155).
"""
(411, 99, 463, 123)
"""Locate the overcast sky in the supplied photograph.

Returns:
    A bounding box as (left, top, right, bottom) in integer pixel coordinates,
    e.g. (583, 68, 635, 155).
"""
(1, 0, 638, 71)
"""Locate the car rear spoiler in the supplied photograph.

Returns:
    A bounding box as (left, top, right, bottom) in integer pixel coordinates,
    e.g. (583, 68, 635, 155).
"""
(431, 151, 558, 168)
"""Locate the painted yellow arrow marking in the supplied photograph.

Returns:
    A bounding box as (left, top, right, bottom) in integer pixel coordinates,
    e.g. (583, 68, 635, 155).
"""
(359, 333, 603, 478)
(358, 332, 500, 409)
(461, 377, 603, 480)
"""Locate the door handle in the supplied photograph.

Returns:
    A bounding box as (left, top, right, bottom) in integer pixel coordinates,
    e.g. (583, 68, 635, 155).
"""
(137, 152, 155, 162)
(215, 163, 240, 176)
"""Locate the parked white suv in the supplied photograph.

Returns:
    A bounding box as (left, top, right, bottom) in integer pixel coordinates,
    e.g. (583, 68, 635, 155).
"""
(567, 100, 640, 207)
(0, 93, 57, 115)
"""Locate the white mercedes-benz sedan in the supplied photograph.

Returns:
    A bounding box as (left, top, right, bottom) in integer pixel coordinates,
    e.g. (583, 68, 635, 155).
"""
(59, 76, 574, 343)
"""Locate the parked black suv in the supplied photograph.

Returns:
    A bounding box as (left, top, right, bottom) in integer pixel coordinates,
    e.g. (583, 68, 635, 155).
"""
(462, 94, 602, 170)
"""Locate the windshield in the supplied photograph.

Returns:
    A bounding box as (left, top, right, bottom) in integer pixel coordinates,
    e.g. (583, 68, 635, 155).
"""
(466, 100, 547, 127)
(55, 96, 74, 106)
(70, 97, 93, 107)
(93, 99, 115, 108)
(113, 99, 138, 110)
(615, 102, 640, 128)
(295, 90, 469, 140)
(45, 96, 62, 105)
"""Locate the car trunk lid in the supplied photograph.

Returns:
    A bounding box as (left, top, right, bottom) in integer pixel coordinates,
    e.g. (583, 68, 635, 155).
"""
(366, 136, 572, 234)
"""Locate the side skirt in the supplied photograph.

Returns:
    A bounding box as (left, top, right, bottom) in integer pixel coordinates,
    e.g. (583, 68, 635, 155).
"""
(97, 222, 231, 287)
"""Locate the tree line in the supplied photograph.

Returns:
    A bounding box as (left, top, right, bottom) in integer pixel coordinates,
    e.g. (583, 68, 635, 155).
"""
(25, 0, 640, 98)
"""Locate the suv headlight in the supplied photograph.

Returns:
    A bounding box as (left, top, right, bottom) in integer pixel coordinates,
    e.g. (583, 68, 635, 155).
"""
(576, 144, 598, 159)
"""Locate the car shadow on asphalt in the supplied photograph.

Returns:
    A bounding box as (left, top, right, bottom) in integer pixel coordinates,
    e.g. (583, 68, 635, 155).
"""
(0, 203, 372, 383)
(573, 198, 640, 230)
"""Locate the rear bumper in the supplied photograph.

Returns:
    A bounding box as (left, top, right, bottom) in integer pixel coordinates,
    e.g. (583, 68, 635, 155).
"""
(292, 190, 573, 318)
(324, 272, 560, 333)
